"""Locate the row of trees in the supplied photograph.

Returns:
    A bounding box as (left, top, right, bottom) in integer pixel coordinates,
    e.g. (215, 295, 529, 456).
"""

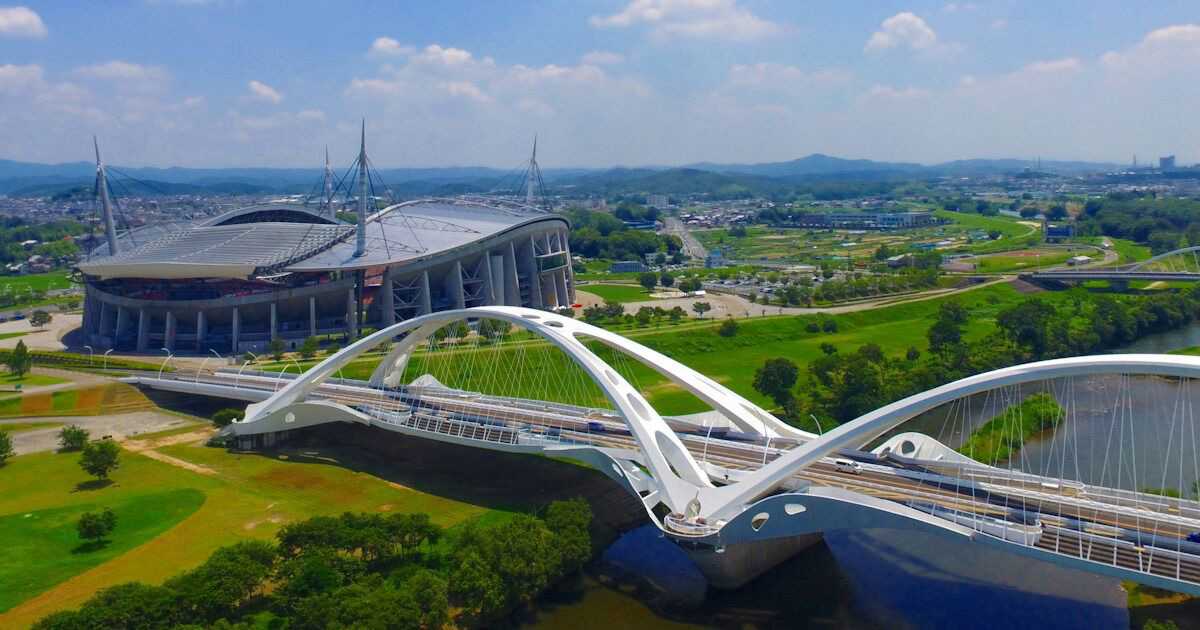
(565, 208, 681, 261)
(1075, 192, 1200, 253)
(36, 499, 593, 629)
(755, 286, 1200, 428)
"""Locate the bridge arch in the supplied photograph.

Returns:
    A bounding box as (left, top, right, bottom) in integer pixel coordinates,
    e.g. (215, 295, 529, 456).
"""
(700, 353, 1200, 521)
(240, 305, 802, 515)
(1128, 245, 1200, 271)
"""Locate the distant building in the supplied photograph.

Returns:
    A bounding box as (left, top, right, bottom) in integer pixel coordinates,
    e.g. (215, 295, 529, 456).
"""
(783, 211, 936, 230)
(621, 219, 658, 230)
(1161, 155, 1177, 171)
(1044, 222, 1074, 243)
(647, 194, 669, 208)
(610, 260, 647, 273)
(1067, 255, 1093, 266)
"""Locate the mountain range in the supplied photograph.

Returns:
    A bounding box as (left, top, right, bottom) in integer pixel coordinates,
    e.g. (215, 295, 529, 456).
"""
(0, 154, 1125, 197)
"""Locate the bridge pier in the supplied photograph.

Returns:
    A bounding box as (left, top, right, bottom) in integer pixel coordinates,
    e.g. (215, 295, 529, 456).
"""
(678, 533, 822, 589)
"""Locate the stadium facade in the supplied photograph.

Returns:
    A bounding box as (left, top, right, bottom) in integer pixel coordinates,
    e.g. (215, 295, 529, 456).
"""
(75, 135, 573, 354)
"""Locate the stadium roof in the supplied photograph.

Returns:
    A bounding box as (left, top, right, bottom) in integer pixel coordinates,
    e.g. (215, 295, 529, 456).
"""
(77, 199, 564, 281)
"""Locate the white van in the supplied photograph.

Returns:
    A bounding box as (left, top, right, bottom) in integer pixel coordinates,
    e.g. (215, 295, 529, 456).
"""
(834, 459, 862, 475)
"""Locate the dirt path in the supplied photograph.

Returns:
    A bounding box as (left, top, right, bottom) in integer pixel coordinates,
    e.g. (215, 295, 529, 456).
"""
(121, 428, 218, 476)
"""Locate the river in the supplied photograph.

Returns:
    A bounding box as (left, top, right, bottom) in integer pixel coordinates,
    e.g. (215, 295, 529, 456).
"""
(517, 322, 1200, 629)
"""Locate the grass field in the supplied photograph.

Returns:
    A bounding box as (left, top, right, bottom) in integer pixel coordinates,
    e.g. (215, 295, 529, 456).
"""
(0, 373, 68, 389)
(268, 281, 1059, 416)
(0, 382, 155, 418)
(0, 271, 72, 295)
(0, 439, 500, 625)
(576, 283, 655, 303)
(973, 249, 1073, 273)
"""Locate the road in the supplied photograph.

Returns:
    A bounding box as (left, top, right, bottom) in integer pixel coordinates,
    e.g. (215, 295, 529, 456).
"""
(663, 217, 707, 260)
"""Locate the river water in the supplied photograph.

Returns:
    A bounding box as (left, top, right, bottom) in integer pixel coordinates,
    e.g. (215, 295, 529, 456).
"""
(517, 323, 1200, 629)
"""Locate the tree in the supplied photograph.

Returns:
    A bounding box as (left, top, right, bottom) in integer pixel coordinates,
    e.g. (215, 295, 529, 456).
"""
(79, 439, 120, 481)
(692, 301, 712, 319)
(212, 408, 244, 428)
(77, 508, 117, 545)
(635, 307, 653, 326)
(753, 358, 799, 409)
(7, 339, 31, 378)
(638, 272, 658, 291)
(1046, 204, 1069, 220)
(166, 540, 276, 622)
(1019, 206, 1039, 218)
(29, 310, 51, 328)
(267, 338, 286, 361)
(659, 272, 674, 287)
(58, 425, 89, 452)
(718, 318, 738, 337)
(0, 429, 12, 466)
(477, 318, 510, 342)
(668, 306, 684, 323)
(544, 498, 592, 574)
(299, 336, 319, 359)
(822, 318, 838, 333)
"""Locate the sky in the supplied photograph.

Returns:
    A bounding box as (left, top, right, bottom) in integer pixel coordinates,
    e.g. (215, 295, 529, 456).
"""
(0, 1, 1198, 169)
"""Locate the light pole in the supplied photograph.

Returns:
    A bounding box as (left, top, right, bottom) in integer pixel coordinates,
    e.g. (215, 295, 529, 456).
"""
(810, 414, 823, 435)
(83, 345, 94, 366)
(236, 360, 251, 389)
(102, 348, 113, 371)
(157, 347, 173, 380)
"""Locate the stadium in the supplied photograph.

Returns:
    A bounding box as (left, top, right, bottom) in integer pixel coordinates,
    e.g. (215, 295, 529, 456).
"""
(75, 134, 573, 355)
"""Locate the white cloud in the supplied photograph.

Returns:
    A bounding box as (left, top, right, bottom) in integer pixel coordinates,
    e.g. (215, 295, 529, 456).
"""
(74, 61, 169, 83)
(590, 0, 780, 41)
(864, 84, 930, 100)
(581, 50, 624, 65)
(0, 63, 43, 92)
(1100, 24, 1200, 71)
(0, 6, 47, 38)
(247, 79, 283, 104)
(1024, 57, 1082, 74)
(865, 12, 938, 52)
(368, 37, 414, 57)
(439, 80, 491, 103)
(416, 44, 477, 66)
(942, 2, 978, 13)
(991, 18, 1008, 30)
(727, 63, 850, 87)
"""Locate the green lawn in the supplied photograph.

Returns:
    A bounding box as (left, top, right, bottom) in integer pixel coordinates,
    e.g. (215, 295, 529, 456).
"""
(0, 271, 72, 295)
(0, 440, 501, 626)
(974, 249, 1073, 273)
(0, 332, 27, 341)
(0, 488, 205, 612)
(0, 372, 68, 389)
(577, 283, 655, 303)
(268, 281, 1059, 416)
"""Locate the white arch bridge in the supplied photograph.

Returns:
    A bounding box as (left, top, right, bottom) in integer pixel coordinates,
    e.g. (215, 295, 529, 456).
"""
(130, 306, 1200, 593)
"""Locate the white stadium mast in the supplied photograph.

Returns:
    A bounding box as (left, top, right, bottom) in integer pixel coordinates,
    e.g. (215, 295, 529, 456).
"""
(523, 134, 547, 210)
(354, 120, 369, 258)
(322, 145, 334, 217)
(94, 136, 120, 256)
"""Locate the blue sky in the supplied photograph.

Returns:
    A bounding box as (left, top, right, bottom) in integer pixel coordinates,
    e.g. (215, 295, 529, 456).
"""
(0, 1, 1198, 168)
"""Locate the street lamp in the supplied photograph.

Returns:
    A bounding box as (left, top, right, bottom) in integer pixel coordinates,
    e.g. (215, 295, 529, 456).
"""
(102, 348, 113, 371)
(157, 347, 173, 380)
(83, 345, 93, 366)
(810, 414, 823, 435)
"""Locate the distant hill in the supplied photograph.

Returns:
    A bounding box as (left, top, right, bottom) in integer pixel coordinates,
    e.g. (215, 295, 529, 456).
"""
(687, 153, 923, 178)
(0, 153, 1126, 198)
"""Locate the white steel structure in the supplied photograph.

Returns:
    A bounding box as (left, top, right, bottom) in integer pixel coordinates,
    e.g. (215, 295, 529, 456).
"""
(132, 305, 1200, 595)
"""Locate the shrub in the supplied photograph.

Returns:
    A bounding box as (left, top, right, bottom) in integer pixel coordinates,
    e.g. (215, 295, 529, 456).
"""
(58, 424, 90, 451)
(822, 318, 838, 333)
(0, 429, 12, 466)
(212, 408, 245, 428)
(718, 318, 738, 337)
